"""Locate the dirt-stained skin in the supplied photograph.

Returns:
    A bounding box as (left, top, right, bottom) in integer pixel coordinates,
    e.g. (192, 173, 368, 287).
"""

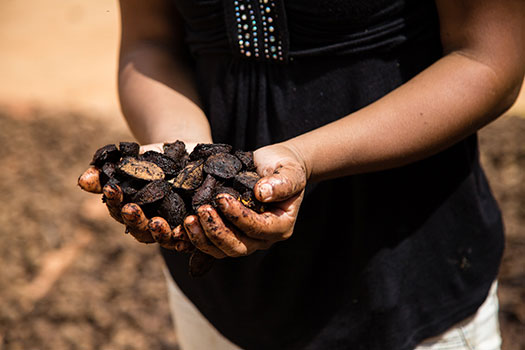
(103, 183, 124, 224)
(148, 216, 193, 252)
(78, 166, 103, 193)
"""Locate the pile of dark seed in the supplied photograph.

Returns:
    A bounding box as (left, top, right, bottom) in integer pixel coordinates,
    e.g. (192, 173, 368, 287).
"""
(91, 141, 263, 231)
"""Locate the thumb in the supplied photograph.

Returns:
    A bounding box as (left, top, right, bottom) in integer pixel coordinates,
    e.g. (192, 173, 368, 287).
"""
(254, 163, 306, 202)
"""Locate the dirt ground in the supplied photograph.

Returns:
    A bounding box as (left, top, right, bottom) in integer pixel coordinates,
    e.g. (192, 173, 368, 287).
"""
(478, 116, 525, 350)
(0, 111, 178, 350)
(0, 1, 524, 349)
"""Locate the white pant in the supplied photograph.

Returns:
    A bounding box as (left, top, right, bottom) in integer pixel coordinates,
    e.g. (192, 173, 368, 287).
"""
(415, 282, 501, 350)
(164, 269, 501, 350)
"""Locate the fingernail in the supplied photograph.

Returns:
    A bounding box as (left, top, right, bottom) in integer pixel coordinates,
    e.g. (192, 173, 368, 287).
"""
(184, 217, 197, 233)
(216, 195, 229, 210)
(259, 183, 273, 200)
(148, 221, 160, 232)
(198, 204, 215, 216)
(186, 222, 198, 235)
(185, 215, 195, 224)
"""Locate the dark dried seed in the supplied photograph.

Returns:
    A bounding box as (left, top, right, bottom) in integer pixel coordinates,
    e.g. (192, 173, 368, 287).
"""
(99, 162, 117, 188)
(158, 191, 187, 228)
(234, 150, 256, 171)
(106, 176, 120, 186)
(192, 175, 218, 212)
(102, 162, 117, 179)
(163, 141, 188, 161)
(119, 142, 140, 158)
(132, 180, 172, 205)
(99, 171, 110, 188)
(140, 151, 181, 176)
(119, 179, 143, 196)
(172, 160, 205, 191)
(204, 153, 242, 179)
(91, 144, 121, 167)
(189, 143, 232, 160)
(233, 171, 260, 192)
(117, 157, 165, 181)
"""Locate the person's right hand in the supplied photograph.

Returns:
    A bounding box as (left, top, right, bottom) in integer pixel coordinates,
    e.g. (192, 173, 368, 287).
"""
(78, 143, 194, 252)
(181, 142, 307, 259)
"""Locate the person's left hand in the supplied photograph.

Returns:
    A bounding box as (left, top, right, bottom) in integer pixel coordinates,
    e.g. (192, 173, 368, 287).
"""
(184, 143, 308, 258)
(78, 143, 195, 252)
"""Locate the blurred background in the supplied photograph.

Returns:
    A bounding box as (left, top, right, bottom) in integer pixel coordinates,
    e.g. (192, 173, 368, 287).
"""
(0, 1, 523, 349)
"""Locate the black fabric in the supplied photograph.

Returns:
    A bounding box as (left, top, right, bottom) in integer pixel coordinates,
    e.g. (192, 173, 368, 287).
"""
(162, 0, 505, 349)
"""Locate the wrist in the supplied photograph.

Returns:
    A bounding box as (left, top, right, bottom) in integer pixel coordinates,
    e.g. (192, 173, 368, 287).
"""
(279, 140, 312, 182)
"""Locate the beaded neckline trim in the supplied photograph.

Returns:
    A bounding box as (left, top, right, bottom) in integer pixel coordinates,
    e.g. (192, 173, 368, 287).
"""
(224, 0, 289, 62)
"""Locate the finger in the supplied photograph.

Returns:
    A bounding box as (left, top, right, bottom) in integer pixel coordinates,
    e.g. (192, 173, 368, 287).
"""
(148, 217, 179, 248)
(197, 205, 270, 257)
(121, 203, 155, 243)
(255, 163, 306, 202)
(184, 215, 227, 259)
(216, 193, 300, 241)
(121, 203, 149, 230)
(78, 166, 102, 193)
(172, 224, 190, 242)
(126, 226, 156, 243)
(103, 183, 124, 224)
(148, 218, 192, 250)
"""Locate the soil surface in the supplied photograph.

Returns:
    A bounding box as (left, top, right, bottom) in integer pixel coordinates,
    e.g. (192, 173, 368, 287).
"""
(0, 110, 523, 350)
(478, 116, 525, 350)
(0, 111, 177, 350)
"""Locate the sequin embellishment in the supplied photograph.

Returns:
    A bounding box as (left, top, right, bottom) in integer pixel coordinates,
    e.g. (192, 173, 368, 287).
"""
(228, 0, 288, 62)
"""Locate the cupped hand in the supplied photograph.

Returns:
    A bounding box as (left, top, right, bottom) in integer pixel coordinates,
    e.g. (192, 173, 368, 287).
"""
(77, 142, 196, 252)
(184, 143, 308, 258)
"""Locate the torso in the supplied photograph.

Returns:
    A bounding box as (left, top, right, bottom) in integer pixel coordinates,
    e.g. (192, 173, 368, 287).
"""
(162, 1, 505, 349)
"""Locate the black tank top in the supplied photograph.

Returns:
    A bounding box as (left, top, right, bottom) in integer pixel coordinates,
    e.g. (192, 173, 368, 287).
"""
(161, 1, 504, 349)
